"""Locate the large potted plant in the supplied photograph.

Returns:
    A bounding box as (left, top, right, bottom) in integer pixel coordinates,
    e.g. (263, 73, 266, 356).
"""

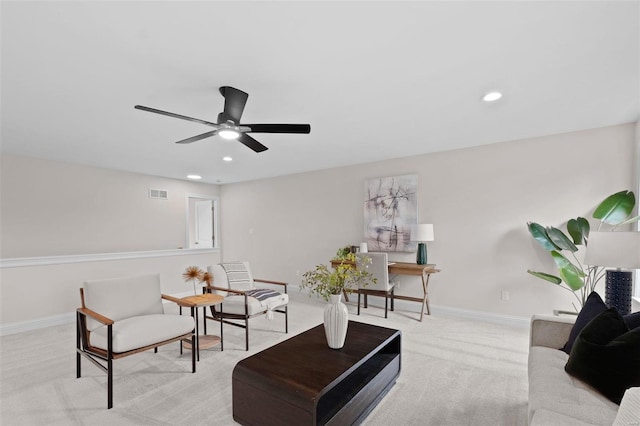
(527, 190, 638, 310)
(301, 250, 376, 349)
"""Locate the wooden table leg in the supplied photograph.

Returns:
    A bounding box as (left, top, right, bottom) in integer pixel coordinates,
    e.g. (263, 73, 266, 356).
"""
(419, 272, 432, 321)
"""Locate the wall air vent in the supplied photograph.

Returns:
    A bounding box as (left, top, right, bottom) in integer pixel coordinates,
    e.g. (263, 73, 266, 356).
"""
(149, 189, 168, 200)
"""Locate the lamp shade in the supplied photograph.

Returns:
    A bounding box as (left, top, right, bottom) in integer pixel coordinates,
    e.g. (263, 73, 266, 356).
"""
(411, 224, 434, 242)
(584, 232, 640, 269)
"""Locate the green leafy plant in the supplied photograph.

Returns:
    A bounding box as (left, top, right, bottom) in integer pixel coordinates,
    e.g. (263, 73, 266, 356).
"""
(333, 246, 352, 260)
(301, 252, 376, 301)
(527, 190, 639, 310)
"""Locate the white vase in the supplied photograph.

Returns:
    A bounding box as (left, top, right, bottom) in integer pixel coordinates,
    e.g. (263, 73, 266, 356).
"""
(324, 294, 349, 349)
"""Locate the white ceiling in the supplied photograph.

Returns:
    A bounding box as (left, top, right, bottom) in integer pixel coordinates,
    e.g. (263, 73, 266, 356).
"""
(2, 1, 639, 184)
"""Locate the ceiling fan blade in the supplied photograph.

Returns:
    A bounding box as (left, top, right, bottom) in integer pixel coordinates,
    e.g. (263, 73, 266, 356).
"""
(175, 130, 218, 144)
(135, 105, 218, 127)
(219, 86, 248, 123)
(244, 124, 311, 134)
(237, 133, 268, 153)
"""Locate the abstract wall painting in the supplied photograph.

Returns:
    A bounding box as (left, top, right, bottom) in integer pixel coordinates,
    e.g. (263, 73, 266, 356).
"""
(364, 174, 417, 252)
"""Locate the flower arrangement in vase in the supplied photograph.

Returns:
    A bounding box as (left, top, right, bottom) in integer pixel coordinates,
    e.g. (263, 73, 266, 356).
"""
(300, 250, 376, 349)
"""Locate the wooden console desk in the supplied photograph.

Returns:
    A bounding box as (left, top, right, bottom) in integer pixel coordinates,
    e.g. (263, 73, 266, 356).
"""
(330, 259, 440, 322)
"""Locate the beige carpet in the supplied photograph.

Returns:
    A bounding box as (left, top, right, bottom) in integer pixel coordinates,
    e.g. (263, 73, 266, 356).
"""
(0, 292, 530, 425)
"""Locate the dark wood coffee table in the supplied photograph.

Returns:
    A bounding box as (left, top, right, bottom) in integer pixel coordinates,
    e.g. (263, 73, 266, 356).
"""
(232, 320, 401, 426)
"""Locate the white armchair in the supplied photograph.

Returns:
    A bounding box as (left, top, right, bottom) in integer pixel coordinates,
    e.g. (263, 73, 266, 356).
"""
(205, 262, 288, 350)
(356, 252, 396, 318)
(76, 273, 196, 409)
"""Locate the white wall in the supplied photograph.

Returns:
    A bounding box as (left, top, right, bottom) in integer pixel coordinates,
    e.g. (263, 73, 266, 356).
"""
(1, 154, 220, 257)
(0, 154, 221, 329)
(0, 123, 636, 329)
(0, 251, 220, 328)
(220, 123, 637, 318)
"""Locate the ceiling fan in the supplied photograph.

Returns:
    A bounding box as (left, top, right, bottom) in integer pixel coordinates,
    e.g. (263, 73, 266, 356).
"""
(135, 86, 311, 153)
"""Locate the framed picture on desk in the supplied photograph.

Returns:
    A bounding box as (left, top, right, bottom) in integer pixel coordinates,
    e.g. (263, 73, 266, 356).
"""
(364, 174, 417, 252)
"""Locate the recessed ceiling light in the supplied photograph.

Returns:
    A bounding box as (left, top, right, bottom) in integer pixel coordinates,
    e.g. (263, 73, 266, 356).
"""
(482, 91, 503, 102)
(223, 156, 233, 162)
(187, 174, 202, 180)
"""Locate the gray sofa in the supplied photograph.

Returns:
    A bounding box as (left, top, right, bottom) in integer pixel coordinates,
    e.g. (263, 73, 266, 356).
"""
(528, 315, 639, 426)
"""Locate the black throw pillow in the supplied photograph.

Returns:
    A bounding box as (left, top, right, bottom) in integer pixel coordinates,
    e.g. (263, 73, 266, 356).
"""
(564, 308, 640, 404)
(562, 291, 607, 354)
(623, 311, 640, 329)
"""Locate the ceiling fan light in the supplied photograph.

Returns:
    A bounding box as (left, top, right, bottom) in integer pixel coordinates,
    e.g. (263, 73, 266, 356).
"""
(482, 91, 502, 102)
(219, 128, 240, 139)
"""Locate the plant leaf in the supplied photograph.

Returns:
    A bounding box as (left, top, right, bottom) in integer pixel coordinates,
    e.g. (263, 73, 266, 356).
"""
(528, 222, 559, 251)
(567, 217, 590, 245)
(616, 214, 640, 227)
(527, 270, 562, 284)
(546, 226, 578, 252)
(550, 251, 584, 291)
(593, 190, 636, 225)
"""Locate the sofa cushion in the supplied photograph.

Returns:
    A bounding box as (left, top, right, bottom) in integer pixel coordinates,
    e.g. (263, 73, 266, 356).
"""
(562, 291, 607, 354)
(530, 408, 603, 426)
(89, 314, 194, 353)
(623, 311, 640, 329)
(564, 308, 640, 404)
(528, 346, 618, 425)
(613, 387, 640, 426)
(83, 274, 165, 331)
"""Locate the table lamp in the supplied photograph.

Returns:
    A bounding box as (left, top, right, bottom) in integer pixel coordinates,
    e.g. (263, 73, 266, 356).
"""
(411, 224, 434, 265)
(584, 231, 640, 315)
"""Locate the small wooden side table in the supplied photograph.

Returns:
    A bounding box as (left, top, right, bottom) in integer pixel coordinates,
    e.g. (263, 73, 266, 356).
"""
(180, 293, 224, 361)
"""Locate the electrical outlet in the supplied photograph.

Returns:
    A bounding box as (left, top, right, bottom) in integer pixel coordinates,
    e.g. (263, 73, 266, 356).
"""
(501, 291, 510, 301)
(296, 270, 300, 277)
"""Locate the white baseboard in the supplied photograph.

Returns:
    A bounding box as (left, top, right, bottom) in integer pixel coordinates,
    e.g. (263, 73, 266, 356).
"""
(1, 288, 529, 336)
(426, 303, 529, 328)
(0, 312, 76, 336)
(292, 284, 530, 328)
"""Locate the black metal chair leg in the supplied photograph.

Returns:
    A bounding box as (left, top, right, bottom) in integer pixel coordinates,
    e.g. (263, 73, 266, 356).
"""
(220, 311, 224, 352)
(384, 296, 388, 319)
(107, 324, 113, 409)
(203, 306, 207, 335)
(245, 318, 249, 351)
(391, 288, 395, 311)
(357, 292, 361, 315)
(285, 306, 288, 333)
(191, 333, 196, 373)
(76, 312, 82, 378)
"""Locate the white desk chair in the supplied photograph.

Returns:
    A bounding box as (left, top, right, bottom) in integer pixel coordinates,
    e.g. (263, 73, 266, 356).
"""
(356, 252, 396, 318)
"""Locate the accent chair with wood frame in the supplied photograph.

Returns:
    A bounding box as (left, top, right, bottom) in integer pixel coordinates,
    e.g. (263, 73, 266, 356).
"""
(205, 262, 288, 351)
(356, 252, 397, 318)
(76, 273, 196, 409)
